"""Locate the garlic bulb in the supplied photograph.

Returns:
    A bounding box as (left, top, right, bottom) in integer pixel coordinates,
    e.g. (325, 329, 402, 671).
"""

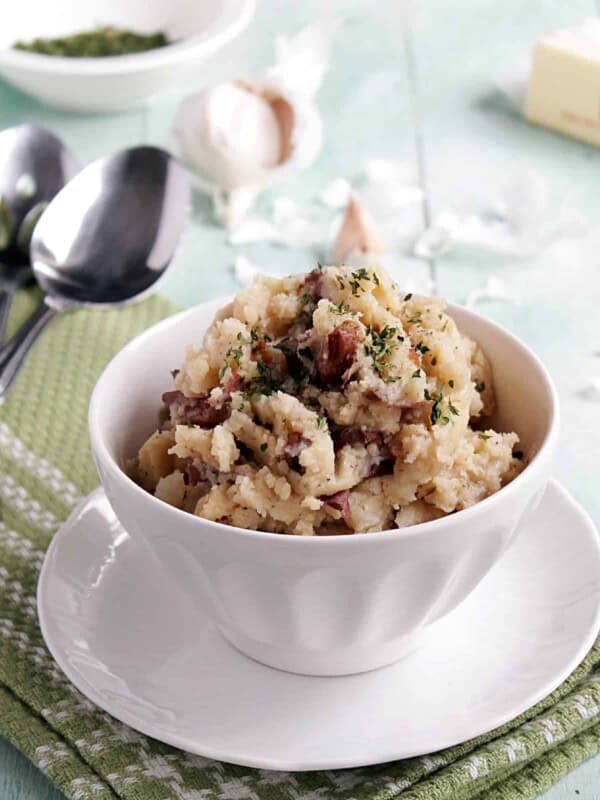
(329, 194, 385, 265)
(171, 21, 338, 228)
(172, 80, 322, 227)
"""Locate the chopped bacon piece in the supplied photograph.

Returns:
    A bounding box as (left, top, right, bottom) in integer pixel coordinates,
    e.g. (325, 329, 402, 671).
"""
(363, 430, 384, 445)
(253, 338, 268, 356)
(161, 390, 231, 428)
(334, 427, 384, 449)
(162, 390, 183, 405)
(408, 349, 420, 366)
(177, 457, 210, 486)
(185, 461, 204, 486)
(264, 344, 289, 373)
(277, 333, 315, 381)
(301, 270, 323, 299)
(402, 401, 432, 426)
(322, 490, 351, 519)
(223, 371, 242, 394)
(316, 321, 360, 386)
(331, 427, 394, 477)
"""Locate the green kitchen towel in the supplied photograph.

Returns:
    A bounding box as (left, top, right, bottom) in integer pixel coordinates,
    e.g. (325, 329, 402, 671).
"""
(0, 288, 599, 800)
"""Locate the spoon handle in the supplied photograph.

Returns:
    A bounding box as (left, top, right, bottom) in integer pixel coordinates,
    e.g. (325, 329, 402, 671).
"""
(0, 303, 57, 400)
(0, 286, 14, 344)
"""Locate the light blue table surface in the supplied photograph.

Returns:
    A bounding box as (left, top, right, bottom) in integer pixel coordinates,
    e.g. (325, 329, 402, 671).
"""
(1, 0, 600, 797)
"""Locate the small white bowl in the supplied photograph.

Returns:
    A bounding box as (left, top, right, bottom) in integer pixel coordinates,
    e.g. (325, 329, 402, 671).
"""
(0, 0, 254, 113)
(89, 298, 559, 676)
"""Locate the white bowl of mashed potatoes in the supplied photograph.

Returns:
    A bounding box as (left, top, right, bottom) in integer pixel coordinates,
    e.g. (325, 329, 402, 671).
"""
(89, 265, 558, 675)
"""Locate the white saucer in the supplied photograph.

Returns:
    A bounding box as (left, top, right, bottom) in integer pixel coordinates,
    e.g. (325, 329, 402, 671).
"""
(37, 480, 600, 771)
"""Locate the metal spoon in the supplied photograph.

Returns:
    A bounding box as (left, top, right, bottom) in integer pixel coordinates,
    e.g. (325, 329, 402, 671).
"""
(0, 124, 78, 341)
(0, 145, 190, 400)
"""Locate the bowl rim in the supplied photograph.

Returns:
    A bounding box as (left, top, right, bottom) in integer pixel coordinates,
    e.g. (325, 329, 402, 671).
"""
(89, 297, 560, 546)
(0, 0, 254, 75)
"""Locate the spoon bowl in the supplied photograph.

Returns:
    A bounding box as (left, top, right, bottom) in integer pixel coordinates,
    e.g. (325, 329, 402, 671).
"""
(31, 145, 188, 307)
(0, 124, 78, 249)
(0, 124, 77, 339)
(0, 145, 190, 399)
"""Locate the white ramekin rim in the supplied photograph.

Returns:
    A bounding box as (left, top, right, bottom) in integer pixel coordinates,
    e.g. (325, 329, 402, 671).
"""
(0, 0, 254, 76)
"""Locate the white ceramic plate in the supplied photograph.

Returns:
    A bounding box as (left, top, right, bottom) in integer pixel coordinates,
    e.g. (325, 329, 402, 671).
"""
(38, 480, 600, 771)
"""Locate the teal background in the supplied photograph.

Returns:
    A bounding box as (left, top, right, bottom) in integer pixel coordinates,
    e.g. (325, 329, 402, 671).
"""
(1, 0, 600, 796)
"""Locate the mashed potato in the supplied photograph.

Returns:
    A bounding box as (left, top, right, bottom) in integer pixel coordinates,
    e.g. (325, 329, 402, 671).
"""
(131, 265, 523, 535)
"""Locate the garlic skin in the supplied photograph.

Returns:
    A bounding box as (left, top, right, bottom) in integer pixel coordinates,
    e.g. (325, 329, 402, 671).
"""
(267, 20, 341, 100)
(329, 194, 385, 265)
(171, 79, 322, 227)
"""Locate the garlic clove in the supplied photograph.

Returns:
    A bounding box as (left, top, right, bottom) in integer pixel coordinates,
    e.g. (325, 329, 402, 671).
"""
(329, 194, 385, 264)
(237, 81, 295, 165)
(215, 82, 281, 169)
(230, 81, 322, 175)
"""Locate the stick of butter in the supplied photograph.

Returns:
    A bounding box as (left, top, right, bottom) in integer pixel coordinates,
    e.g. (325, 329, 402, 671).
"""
(525, 18, 600, 147)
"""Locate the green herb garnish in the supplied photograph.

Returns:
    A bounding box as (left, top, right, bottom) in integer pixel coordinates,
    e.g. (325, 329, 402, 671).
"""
(225, 344, 243, 366)
(260, 442, 268, 452)
(364, 325, 401, 382)
(403, 293, 413, 301)
(475, 381, 486, 393)
(14, 26, 169, 57)
(250, 328, 271, 343)
(430, 391, 443, 424)
(243, 360, 282, 399)
(479, 433, 492, 441)
(349, 267, 370, 296)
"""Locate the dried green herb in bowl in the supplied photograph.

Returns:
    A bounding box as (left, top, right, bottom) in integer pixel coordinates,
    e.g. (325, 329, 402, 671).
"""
(14, 27, 169, 57)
